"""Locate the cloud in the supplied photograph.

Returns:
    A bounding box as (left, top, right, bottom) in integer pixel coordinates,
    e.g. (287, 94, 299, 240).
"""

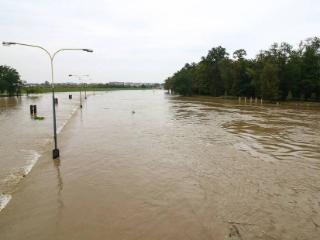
(0, 0, 319, 83)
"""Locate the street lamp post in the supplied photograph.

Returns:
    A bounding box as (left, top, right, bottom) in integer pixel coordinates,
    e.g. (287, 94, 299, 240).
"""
(3, 42, 93, 159)
(68, 74, 89, 108)
(84, 83, 87, 100)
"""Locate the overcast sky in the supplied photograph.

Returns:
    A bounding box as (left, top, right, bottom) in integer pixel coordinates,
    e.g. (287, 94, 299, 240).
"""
(0, 0, 319, 84)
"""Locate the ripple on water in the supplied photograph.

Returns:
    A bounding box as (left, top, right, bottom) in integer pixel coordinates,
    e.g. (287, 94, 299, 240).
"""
(222, 110, 320, 168)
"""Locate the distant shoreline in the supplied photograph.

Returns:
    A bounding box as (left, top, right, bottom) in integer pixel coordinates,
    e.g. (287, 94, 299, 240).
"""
(0, 87, 161, 97)
(169, 94, 320, 107)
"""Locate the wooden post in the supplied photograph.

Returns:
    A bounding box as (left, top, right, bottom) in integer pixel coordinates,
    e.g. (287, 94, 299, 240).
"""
(33, 105, 37, 115)
(30, 105, 34, 114)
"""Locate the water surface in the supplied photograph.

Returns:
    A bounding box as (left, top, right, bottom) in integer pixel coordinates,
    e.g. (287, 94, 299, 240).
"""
(0, 90, 319, 240)
(0, 93, 80, 208)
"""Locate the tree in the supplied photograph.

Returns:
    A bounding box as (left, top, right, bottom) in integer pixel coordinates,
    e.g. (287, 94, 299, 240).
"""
(193, 61, 210, 95)
(205, 46, 229, 96)
(170, 63, 194, 96)
(300, 37, 320, 99)
(231, 50, 253, 97)
(0, 65, 22, 96)
(165, 36, 320, 102)
(260, 62, 280, 100)
(233, 49, 247, 60)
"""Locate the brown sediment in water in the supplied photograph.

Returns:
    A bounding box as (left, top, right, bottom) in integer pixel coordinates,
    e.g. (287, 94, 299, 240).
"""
(0, 90, 320, 240)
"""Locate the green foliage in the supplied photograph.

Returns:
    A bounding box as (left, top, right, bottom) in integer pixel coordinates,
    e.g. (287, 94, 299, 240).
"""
(165, 37, 320, 101)
(25, 87, 45, 94)
(0, 65, 23, 96)
(33, 116, 45, 120)
(286, 90, 293, 101)
(260, 62, 280, 100)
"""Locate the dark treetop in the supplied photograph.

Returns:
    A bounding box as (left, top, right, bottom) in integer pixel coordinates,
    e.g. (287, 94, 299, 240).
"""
(165, 37, 320, 101)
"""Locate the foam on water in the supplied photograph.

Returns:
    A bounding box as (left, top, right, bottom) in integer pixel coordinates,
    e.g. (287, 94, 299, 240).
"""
(0, 150, 41, 213)
(57, 106, 79, 134)
(0, 194, 12, 212)
(21, 150, 41, 176)
(2, 150, 41, 187)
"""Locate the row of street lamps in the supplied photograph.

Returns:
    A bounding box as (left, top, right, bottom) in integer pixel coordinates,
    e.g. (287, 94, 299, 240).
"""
(69, 74, 90, 108)
(2, 41, 93, 159)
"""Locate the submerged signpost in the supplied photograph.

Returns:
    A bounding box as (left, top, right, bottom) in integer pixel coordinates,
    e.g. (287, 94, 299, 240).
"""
(2, 41, 93, 159)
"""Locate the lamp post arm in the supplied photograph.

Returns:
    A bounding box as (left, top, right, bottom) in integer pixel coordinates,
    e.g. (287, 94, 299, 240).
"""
(52, 48, 91, 60)
(9, 43, 54, 85)
(12, 43, 52, 59)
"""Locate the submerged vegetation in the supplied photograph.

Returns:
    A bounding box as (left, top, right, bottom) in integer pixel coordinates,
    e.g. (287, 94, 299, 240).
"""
(33, 116, 45, 120)
(165, 37, 320, 101)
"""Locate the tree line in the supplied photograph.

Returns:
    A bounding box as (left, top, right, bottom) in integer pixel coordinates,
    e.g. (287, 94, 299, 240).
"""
(164, 37, 320, 101)
(0, 65, 162, 96)
(0, 65, 23, 96)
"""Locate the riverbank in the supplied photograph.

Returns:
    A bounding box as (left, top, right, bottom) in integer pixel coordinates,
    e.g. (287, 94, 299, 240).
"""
(170, 94, 320, 108)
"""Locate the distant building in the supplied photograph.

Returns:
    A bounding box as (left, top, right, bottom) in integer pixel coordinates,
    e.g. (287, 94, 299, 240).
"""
(109, 82, 125, 87)
(124, 82, 145, 87)
(123, 82, 162, 88)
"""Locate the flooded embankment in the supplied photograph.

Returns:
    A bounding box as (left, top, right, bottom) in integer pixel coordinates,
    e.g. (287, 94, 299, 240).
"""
(0, 93, 80, 211)
(0, 90, 319, 240)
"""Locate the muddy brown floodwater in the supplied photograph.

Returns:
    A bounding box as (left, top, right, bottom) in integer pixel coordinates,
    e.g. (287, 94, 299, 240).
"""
(0, 90, 320, 240)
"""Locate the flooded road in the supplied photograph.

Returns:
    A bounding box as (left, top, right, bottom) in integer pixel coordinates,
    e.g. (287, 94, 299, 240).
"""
(0, 93, 80, 211)
(0, 90, 320, 240)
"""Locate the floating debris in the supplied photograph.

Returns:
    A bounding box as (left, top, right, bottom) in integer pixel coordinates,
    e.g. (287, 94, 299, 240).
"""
(225, 225, 243, 240)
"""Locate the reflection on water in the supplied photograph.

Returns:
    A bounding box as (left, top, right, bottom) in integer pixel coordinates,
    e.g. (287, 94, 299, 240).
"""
(53, 158, 64, 237)
(0, 97, 19, 112)
(54, 159, 64, 195)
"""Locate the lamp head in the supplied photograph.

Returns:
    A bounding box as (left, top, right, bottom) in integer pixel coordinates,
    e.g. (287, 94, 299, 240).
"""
(2, 42, 16, 46)
(83, 49, 93, 53)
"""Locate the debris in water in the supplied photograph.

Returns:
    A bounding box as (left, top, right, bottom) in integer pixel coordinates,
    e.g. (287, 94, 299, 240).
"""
(311, 218, 320, 228)
(227, 220, 255, 226)
(225, 225, 243, 240)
